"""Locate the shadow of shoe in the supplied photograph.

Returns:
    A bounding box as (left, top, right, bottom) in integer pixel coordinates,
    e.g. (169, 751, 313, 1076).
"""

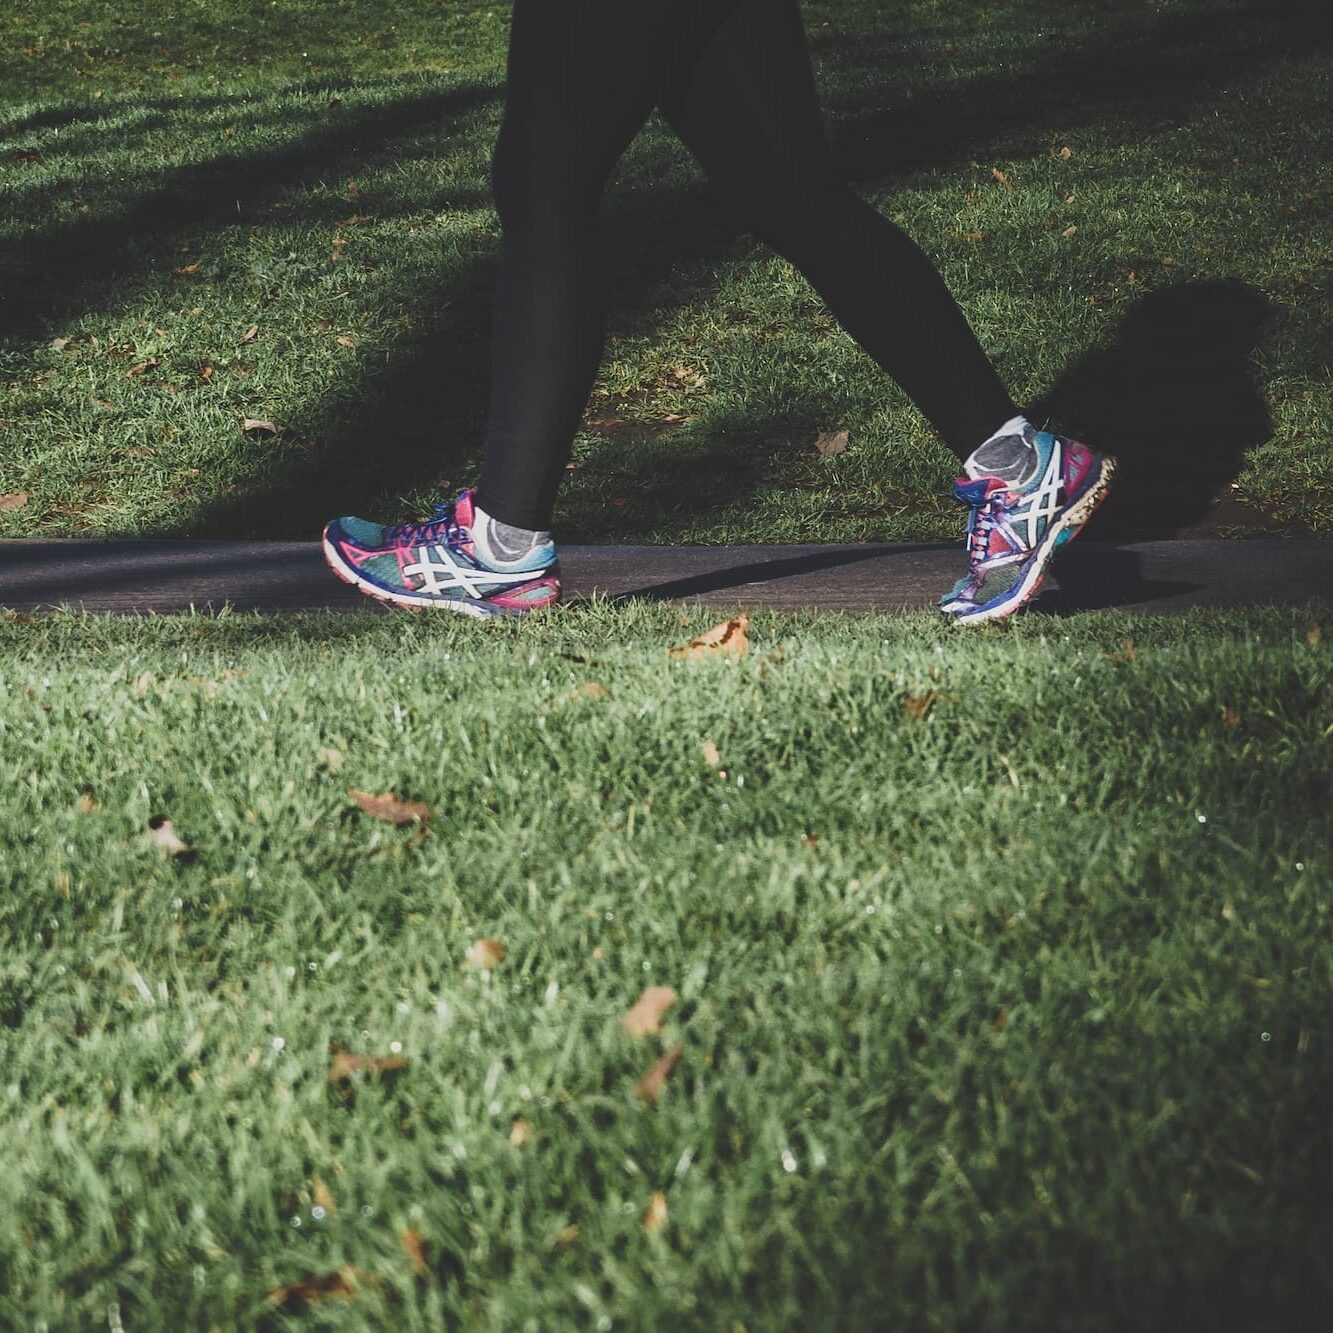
(1029, 278, 1275, 539)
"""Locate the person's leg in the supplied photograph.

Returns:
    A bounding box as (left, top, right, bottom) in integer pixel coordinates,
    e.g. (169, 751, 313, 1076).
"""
(476, 0, 744, 533)
(654, 0, 1020, 464)
(656, 0, 1115, 624)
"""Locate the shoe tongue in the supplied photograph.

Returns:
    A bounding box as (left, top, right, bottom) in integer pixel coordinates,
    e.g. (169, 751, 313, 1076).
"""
(452, 489, 476, 531)
(954, 476, 1007, 505)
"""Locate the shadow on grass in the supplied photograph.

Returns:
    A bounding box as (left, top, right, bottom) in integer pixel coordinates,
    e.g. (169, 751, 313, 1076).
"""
(3, 0, 1324, 541)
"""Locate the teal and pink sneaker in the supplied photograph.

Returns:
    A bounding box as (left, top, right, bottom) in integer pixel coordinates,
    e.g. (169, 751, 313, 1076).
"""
(322, 489, 560, 616)
(939, 431, 1116, 625)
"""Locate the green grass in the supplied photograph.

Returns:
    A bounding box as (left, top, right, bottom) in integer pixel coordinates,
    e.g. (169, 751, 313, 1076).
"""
(1, 0, 1331, 542)
(1, 604, 1330, 1329)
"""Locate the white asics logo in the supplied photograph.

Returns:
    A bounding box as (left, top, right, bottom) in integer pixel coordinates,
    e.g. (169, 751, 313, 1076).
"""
(401, 543, 542, 598)
(1005, 443, 1064, 550)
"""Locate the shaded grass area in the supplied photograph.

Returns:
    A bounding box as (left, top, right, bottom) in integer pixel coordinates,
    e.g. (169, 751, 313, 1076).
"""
(1, 604, 1330, 1329)
(0, 0, 1330, 544)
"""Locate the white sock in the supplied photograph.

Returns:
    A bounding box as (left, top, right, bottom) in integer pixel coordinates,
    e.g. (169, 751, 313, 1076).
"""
(963, 413, 1040, 486)
(471, 502, 552, 569)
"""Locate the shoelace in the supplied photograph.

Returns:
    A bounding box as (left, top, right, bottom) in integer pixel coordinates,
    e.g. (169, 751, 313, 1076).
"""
(965, 488, 1014, 574)
(383, 495, 466, 549)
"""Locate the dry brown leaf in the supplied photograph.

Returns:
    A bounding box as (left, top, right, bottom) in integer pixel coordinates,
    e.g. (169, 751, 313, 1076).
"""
(50, 336, 71, 351)
(126, 358, 159, 378)
(267, 1267, 370, 1308)
(312, 1177, 336, 1214)
(327, 1046, 409, 1085)
(464, 937, 506, 971)
(636, 1043, 683, 1106)
(75, 787, 98, 814)
(147, 814, 191, 859)
(700, 739, 721, 768)
(555, 1223, 580, 1247)
(1221, 706, 1240, 730)
(240, 323, 259, 343)
(1309, 624, 1322, 647)
(347, 788, 431, 826)
(0, 491, 29, 511)
(509, 1118, 533, 1147)
(668, 614, 750, 661)
(991, 166, 1013, 190)
(993, 1008, 1009, 1032)
(1061, 224, 1078, 238)
(643, 1191, 668, 1232)
(902, 690, 939, 721)
(1057, 145, 1073, 160)
(335, 334, 357, 348)
(317, 745, 345, 772)
(814, 428, 849, 456)
(567, 681, 608, 702)
(400, 1228, 428, 1277)
(621, 986, 678, 1038)
(961, 230, 984, 242)
(1103, 638, 1138, 665)
(240, 417, 284, 435)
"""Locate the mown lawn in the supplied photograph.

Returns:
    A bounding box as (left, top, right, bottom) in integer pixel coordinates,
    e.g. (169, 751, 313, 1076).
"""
(1, 605, 1329, 1329)
(1, 0, 1330, 543)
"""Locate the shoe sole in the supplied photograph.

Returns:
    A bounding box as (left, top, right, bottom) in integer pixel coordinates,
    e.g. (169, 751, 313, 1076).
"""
(321, 531, 559, 618)
(949, 456, 1118, 626)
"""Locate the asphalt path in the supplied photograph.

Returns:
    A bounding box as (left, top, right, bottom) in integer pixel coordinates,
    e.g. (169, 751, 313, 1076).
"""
(0, 539, 1328, 616)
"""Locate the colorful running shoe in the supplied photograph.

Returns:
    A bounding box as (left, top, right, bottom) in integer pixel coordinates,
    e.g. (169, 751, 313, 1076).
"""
(939, 431, 1116, 625)
(322, 488, 560, 616)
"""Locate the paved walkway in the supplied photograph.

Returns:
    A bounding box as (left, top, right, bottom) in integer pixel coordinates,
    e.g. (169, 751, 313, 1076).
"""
(0, 538, 1328, 614)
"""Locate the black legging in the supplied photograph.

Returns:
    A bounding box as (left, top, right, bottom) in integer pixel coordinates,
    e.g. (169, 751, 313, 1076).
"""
(477, 0, 1019, 530)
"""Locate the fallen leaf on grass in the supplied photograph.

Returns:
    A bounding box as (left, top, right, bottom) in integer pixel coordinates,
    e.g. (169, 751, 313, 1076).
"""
(0, 491, 28, 510)
(1102, 638, 1138, 664)
(335, 334, 358, 348)
(50, 336, 71, 351)
(199, 363, 214, 383)
(621, 986, 677, 1038)
(1056, 145, 1074, 160)
(400, 1228, 428, 1277)
(267, 1267, 371, 1308)
(240, 417, 284, 435)
(566, 681, 608, 702)
(147, 814, 191, 859)
(126, 358, 159, 378)
(991, 166, 1013, 189)
(171, 260, 201, 277)
(328, 1045, 409, 1085)
(240, 323, 259, 343)
(636, 1044, 683, 1106)
(643, 1191, 668, 1232)
(1309, 624, 1322, 647)
(669, 614, 749, 661)
(814, 428, 848, 456)
(555, 1223, 580, 1247)
(464, 938, 506, 971)
(902, 690, 939, 721)
(960, 230, 984, 242)
(1061, 224, 1079, 238)
(348, 788, 431, 825)
(700, 739, 721, 768)
(312, 1178, 336, 1214)
(509, 1118, 533, 1147)
(1220, 706, 1240, 730)
(75, 787, 98, 814)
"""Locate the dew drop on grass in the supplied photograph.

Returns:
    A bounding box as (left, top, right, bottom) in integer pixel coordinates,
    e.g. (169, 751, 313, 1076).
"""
(389, 1041, 403, 1054)
(1261, 1032, 1272, 1042)
(290, 1216, 301, 1227)
(270, 1036, 285, 1052)
(1196, 813, 1208, 824)
(362, 1205, 374, 1217)
(283, 965, 296, 978)
(311, 1206, 327, 1222)
(781, 1150, 798, 1174)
